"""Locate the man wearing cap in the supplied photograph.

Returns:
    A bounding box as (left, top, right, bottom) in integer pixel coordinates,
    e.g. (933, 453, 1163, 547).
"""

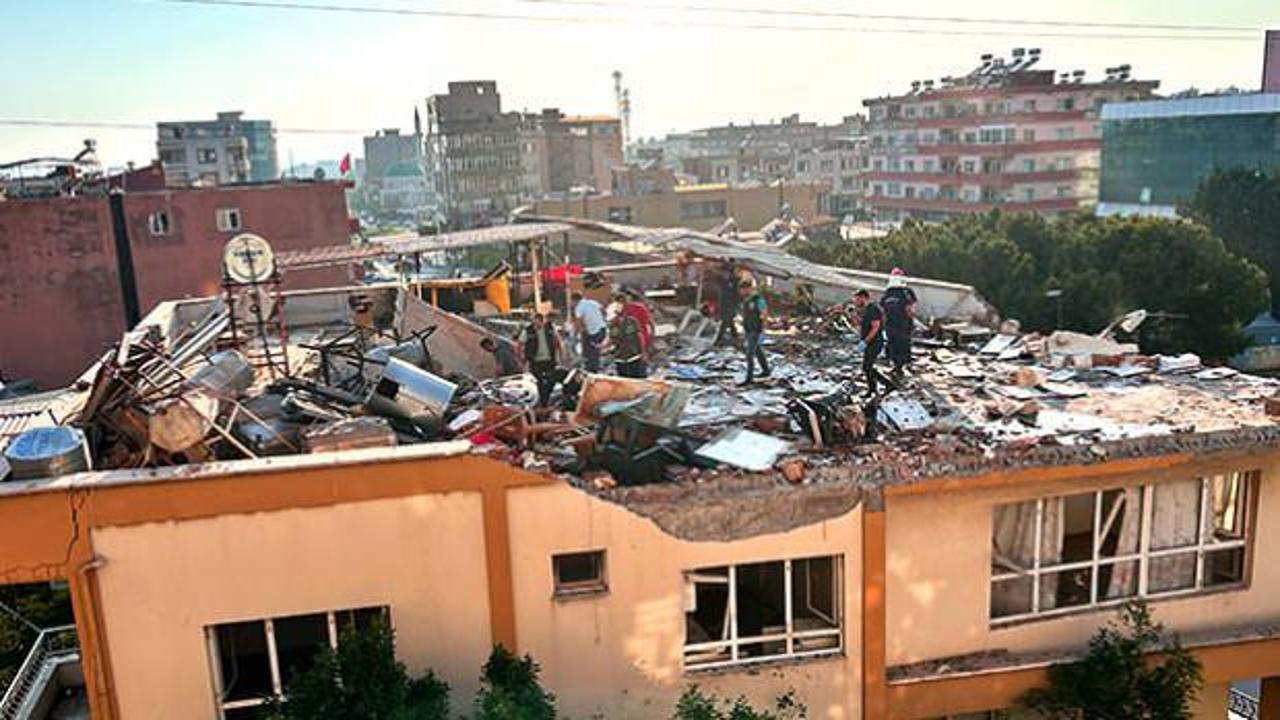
(880, 267, 918, 378)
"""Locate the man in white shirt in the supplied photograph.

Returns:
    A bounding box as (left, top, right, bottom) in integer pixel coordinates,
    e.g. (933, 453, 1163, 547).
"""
(572, 292, 608, 372)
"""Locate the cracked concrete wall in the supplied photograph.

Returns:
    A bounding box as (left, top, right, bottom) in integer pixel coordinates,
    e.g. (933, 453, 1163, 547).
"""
(598, 469, 865, 542)
(507, 480, 865, 719)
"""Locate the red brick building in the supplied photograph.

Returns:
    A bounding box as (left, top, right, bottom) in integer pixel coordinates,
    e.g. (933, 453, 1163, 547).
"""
(0, 181, 353, 388)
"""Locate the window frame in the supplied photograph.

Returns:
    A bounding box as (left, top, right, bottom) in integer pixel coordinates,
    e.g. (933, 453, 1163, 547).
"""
(208, 606, 389, 718)
(552, 549, 608, 598)
(683, 555, 844, 672)
(990, 472, 1257, 625)
(216, 207, 242, 232)
(148, 211, 171, 237)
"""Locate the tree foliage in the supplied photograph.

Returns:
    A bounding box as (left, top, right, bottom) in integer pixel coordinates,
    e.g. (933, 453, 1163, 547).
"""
(473, 645, 557, 720)
(258, 619, 449, 720)
(1020, 600, 1202, 720)
(0, 583, 74, 690)
(1182, 166, 1280, 317)
(794, 212, 1268, 359)
(671, 687, 807, 720)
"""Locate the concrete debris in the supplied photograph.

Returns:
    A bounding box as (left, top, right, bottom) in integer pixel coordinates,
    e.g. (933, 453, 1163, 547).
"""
(10, 228, 1280, 538)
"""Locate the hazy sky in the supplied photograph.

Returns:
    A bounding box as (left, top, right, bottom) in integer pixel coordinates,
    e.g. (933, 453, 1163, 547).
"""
(2, 0, 1276, 168)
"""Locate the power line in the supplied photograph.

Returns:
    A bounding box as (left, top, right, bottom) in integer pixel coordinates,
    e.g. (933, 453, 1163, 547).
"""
(151, 0, 1259, 42)
(0, 119, 364, 135)
(508, 0, 1257, 34)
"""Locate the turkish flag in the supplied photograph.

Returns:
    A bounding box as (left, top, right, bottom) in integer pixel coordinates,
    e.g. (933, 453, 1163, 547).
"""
(339, 153, 352, 176)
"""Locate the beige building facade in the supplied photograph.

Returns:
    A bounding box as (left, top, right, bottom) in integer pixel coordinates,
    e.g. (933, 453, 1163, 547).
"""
(3, 436, 1280, 719)
(531, 181, 827, 232)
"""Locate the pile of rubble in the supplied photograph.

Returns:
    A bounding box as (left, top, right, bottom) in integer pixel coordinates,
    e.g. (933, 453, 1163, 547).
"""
(5, 278, 1280, 506)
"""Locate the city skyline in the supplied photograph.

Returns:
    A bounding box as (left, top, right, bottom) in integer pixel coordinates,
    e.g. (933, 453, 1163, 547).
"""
(2, 0, 1276, 169)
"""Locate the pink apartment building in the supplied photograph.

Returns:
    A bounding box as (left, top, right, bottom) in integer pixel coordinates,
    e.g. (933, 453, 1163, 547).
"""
(862, 49, 1159, 223)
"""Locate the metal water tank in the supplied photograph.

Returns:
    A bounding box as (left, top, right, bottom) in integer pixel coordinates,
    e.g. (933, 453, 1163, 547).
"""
(4, 427, 91, 481)
(365, 357, 457, 430)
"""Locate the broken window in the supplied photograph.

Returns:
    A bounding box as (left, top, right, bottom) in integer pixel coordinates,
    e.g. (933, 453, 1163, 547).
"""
(991, 472, 1255, 623)
(552, 550, 607, 597)
(209, 606, 389, 718)
(683, 556, 842, 670)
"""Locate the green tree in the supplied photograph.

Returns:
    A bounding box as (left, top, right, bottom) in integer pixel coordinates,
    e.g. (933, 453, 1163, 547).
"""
(671, 687, 807, 720)
(1020, 600, 1202, 720)
(0, 583, 74, 690)
(473, 645, 557, 720)
(793, 212, 1267, 359)
(258, 619, 449, 720)
(1182, 166, 1280, 317)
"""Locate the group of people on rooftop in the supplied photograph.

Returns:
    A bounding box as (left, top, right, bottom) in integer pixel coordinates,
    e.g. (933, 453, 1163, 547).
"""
(480, 261, 918, 407)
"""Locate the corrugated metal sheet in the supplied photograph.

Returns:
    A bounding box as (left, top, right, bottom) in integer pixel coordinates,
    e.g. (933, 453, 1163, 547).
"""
(520, 216, 865, 290)
(276, 222, 574, 270)
(0, 391, 71, 450)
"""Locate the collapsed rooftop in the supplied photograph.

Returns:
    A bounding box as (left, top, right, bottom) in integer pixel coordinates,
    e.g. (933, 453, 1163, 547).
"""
(2, 218, 1279, 540)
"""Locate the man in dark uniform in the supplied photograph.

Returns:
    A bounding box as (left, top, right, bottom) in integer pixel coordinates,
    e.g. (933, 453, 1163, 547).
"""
(853, 289, 886, 396)
(713, 260, 741, 347)
(880, 267, 918, 378)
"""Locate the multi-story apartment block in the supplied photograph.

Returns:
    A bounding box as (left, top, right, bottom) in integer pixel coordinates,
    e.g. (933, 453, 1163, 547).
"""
(521, 110, 623, 196)
(862, 50, 1158, 223)
(637, 114, 866, 186)
(156, 111, 279, 186)
(426, 81, 527, 228)
(793, 137, 868, 218)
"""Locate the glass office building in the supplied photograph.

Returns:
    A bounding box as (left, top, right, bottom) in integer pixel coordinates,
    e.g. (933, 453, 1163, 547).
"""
(1098, 93, 1280, 217)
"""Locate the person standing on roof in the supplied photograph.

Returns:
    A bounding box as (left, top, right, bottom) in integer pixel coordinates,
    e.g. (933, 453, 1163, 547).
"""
(519, 311, 563, 407)
(480, 336, 521, 377)
(880, 267, 918, 378)
(713, 260, 741, 347)
(738, 279, 771, 385)
(853, 289, 886, 397)
(571, 292, 607, 373)
(617, 290, 655, 359)
(610, 304, 648, 378)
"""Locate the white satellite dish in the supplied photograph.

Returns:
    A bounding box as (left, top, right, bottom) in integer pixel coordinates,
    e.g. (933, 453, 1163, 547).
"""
(222, 233, 276, 284)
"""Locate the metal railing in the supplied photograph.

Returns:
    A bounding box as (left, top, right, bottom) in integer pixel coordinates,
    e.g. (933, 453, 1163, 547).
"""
(1230, 687, 1259, 720)
(0, 625, 79, 720)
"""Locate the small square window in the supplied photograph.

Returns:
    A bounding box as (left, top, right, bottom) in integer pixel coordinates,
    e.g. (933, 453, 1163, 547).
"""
(148, 211, 171, 236)
(216, 208, 242, 232)
(553, 550, 607, 597)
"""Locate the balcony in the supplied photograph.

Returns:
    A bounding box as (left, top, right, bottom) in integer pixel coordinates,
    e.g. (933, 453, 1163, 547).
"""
(862, 169, 1080, 186)
(0, 626, 84, 720)
(867, 195, 1083, 214)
